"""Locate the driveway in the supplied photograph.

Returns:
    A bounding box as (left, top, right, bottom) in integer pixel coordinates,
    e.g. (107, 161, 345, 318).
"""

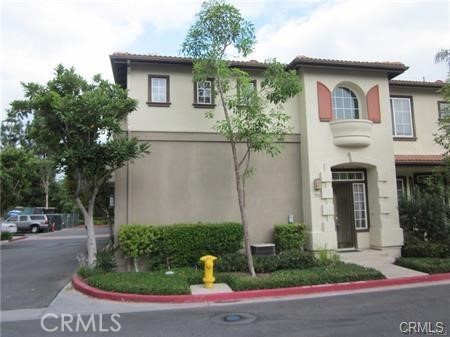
(1, 226, 109, 310)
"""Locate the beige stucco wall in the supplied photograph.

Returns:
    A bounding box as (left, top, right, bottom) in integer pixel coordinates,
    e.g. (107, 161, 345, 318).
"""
(126, 62, 300, 133)
(114, 132, 302, 244)
(390, 86, 444, 155)
(298, 67, 403, 252)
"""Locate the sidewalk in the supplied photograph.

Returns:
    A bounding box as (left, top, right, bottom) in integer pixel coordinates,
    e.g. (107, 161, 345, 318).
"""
(339, 249, 427, 278)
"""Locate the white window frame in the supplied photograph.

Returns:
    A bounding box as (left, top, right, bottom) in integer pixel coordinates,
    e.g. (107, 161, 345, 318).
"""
(391, 97, 414, 138)
(196, 80, 212, 105)
(352, 182, 368, 230)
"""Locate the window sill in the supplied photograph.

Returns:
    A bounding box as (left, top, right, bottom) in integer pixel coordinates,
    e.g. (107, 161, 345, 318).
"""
(393, 137, 417, 141)
(193, 103, 216, 109)
(146, 102, 171, 107)
(355, 228, 370, 233)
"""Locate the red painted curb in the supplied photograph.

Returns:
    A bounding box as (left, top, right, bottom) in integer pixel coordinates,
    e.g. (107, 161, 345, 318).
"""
(9, 236, 27, 242)
(72, 272, 450, 303)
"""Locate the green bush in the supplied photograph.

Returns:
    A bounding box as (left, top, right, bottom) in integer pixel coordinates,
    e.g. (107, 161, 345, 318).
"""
(395, 257, 450, 274)
(220, 262, 384, 291)
(95, 250, 117, 272)
(399, 186, 449, 243)
(215, 250, 318, 273)
(77, 266, 103, 278)
(401, 241, 450, 258)
(274, 223, 307, 252)
(119, 223, 243, 269)
(1, 232, 13, 241)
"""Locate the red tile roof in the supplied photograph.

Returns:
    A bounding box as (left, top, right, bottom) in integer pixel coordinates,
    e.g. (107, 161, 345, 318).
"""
(288, 55, 408, 70)
(389, 79, 445, 88)
(395, 154, 444, 165)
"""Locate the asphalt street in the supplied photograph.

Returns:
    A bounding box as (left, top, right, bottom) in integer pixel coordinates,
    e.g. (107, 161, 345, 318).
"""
(1, 283, 449, 337)
(1, 226, 109, 310)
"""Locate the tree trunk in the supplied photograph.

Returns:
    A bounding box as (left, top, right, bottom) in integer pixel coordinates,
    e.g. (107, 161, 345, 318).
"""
(44, 175, 49, 208)
(216, 78, 256, 277)
(75, 197, 97, 267)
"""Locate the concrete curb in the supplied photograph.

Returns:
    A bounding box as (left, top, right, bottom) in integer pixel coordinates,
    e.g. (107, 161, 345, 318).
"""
(72, 273, 450, 303)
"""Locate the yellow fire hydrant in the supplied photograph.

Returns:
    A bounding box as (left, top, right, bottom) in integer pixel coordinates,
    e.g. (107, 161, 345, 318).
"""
(200, 255, 217, 288)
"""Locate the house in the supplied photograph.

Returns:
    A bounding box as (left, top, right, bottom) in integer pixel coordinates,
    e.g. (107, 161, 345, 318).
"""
(110, 52, 446, 257)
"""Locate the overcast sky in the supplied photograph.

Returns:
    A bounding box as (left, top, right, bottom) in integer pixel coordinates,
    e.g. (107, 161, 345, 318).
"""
(1, 0, 449, 119)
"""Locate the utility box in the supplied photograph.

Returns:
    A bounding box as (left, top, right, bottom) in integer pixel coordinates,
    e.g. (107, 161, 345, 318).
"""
(251, 243, 276, 256)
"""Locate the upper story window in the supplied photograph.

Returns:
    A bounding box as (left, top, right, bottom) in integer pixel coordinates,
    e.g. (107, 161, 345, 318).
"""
(148, 75, 170, 107)
(237, 79, 257, 106)
(438, 101, 450, 119)
(193, 80, 215, 108)
(390, 96, 414, 138)
(332, 87, 359, 120)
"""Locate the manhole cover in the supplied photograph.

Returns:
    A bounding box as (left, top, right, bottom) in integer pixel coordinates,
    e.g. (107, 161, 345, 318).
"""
(211, 313, 258, 325)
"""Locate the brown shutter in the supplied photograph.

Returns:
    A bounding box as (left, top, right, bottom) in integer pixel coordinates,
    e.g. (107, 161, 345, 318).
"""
(366, 85, 381, 123)
(317, 81, 332, 121)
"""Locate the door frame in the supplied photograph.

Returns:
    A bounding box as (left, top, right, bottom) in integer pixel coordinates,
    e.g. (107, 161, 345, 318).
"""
(332, 168, 370, 249)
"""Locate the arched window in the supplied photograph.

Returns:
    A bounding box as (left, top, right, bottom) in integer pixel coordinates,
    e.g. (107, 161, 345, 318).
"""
(332, 87, 359, 120)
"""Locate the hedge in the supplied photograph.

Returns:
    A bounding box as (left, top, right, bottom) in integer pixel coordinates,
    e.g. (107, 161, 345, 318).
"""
(214, 250, 318, 273)
(119, 222, 243, 269)
(401, 241, 450, 258)
(273, 223, 307, 252)
(395, 257, 450, 274)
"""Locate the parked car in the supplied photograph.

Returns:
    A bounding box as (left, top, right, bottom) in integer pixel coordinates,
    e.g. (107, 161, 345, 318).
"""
(1, 220, 18, 234)
(6, 209, 22, 218)
(5, 214, 49, 233)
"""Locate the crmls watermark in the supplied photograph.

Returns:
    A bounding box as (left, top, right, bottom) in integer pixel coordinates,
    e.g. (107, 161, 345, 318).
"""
(400, 321, 448, 335)
(40, 313, 121, 332)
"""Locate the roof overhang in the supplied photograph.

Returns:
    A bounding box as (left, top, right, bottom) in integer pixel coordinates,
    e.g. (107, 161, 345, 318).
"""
(395, 154, 444, 166)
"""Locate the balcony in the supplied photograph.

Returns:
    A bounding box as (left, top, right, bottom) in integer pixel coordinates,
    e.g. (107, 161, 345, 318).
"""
(329, 119, 373, 147)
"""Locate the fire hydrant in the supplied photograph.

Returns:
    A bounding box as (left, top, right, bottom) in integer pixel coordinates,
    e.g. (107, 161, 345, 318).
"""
(200, 255, 217, 288)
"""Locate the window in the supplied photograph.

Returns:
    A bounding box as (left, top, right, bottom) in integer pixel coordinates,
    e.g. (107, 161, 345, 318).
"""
(30, 215, 45, 220)
(7, 216, 18, 222)
(148, 75, 170, 106)
(391, 97, 414, 138)
(332, 87, 359, 120)
(194, 80, 214, 107)
(237, 79, 257, 106)
(396, 177, 406, 199)
(438, 101, 450, 119)
(19, 216, 28, 221)
(332, 171, 365, 181)
(352, 183, 368, 230)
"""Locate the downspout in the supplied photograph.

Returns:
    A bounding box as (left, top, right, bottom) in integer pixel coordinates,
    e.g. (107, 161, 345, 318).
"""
(126, 59, 131, 225)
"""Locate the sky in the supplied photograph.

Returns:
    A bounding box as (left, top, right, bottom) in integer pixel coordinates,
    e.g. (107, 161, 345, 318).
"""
(1, 0, 449, 119)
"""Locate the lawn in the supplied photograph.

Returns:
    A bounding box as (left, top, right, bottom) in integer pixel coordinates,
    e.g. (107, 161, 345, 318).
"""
(82, 262, 384, 295)
(395, 257, 450, 274)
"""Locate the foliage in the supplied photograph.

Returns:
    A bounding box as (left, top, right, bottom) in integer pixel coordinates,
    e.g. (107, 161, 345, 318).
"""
(83, 263, 383, 295)
(1, 232, 13, 241)
(77, 266, 103, 279)
(95, 250, 117, 272)
(182, 0, 302, 276)
(10, 65, 150, 266)
(85, 269, 202, 295)
(398, 185, 449, 243)
(395, 257, 450, 274)
(0, 146, 44, 213)
(274, 223, 307, 252)
(214, 250, 318, 273)
(401, 241, 450, 258)
(217, 263, 384, 291)
(118, 223, 243, 269)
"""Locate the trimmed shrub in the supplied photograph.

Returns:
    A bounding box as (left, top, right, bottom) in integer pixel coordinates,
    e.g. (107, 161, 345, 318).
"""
(119, 223, 243, 270)
(395, 257, 450, 274)
(274, 223, 307, 252)
(215, 250, 318, 273)
(401, 241, 450, 258)
(1, 232, 13, 241)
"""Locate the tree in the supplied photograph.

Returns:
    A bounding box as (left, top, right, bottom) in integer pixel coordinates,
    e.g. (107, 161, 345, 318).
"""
(182, 0, 301, 276)
(10, 65, 149, 266)
(435, 49, 450, 179)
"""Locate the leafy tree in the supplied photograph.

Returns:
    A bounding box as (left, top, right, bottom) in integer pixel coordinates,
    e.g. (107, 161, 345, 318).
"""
(182, 0, 301, 276)
(10, 65, 149, 266)
(435, 48, 450, 179)
(0, 146, 44, 213)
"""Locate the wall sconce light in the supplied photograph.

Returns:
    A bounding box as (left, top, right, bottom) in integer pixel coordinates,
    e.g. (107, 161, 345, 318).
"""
(313, 178, 321, 191)
(288, 214, 294, 224)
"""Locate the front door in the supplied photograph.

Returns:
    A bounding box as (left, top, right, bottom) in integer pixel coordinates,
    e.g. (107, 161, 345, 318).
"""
(333, 183, 355, 249)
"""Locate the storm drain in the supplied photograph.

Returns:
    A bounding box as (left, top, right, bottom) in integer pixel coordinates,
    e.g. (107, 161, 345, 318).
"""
(211, 313, 258, 325)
